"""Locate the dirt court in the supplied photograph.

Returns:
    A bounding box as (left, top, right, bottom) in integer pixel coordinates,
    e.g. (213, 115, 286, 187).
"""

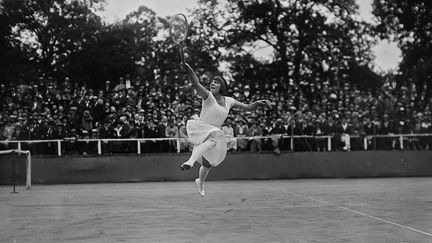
(1, 178, 432, 242)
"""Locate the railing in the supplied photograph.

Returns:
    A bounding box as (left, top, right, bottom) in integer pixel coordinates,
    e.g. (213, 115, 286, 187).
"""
(1, 133, 431, 156)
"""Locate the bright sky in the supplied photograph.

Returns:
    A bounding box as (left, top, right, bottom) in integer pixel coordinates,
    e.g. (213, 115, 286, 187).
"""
(99, 0, 401, 72)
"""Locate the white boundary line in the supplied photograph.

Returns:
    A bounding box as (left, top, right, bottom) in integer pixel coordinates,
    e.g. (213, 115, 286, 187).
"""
(290, 192, 432, 237)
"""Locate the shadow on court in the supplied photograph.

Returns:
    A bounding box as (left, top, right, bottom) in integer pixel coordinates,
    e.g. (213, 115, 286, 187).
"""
(1, 178, 432, 242)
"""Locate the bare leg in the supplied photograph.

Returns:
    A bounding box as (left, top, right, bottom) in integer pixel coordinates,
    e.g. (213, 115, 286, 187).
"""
(195, 161, 211, 197)
(199, 165, 210, 184)
(181, 139, 216, 170)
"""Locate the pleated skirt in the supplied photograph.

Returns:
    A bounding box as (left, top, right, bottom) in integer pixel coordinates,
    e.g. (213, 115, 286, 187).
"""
(186, 119, 227, 167)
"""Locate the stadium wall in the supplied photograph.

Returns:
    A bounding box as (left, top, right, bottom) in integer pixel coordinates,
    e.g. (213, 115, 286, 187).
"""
(1, 151, 431, 184)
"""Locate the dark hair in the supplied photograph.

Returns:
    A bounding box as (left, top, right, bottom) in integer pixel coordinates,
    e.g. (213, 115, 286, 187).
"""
(212, 76, 228, 95)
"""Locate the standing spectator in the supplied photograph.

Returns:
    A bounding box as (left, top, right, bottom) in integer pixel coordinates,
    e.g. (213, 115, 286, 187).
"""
(104, 80, 112, 97)
(322, 115, 339, 151)
(378, 114, 395, 150)
(178, 119, 192, 152)
(114, 77, 126, 92)
(247, 120, 262, 153)
(125, 74, 133, 89)
(81, 110, 93, 133)
(92, 97, 106, 123)
(112, 120, 125, 153)
(222, 117, 237, 152)
(69, 106, 81, 130)
(99, 120, 113, 154)
(338, 118, 352, 151)
(65, 128, 79, 155)
(144, 119, 160, 153)
(1, 120, 15, 150)
(165, 119, 179, 153)
(2, 120, 15, 140)
(410, 118, 423, 150)
(262, 121, 277, 152)
(315, 114, 328, 152)
(80, 130, 91, 156)
(235, 118, 249, 151)
(157, 115, 169, 152)
(43, 121, 57, 155)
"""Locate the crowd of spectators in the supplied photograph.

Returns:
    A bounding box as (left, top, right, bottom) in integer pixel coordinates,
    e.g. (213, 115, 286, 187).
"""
(0, 73, 431, 156)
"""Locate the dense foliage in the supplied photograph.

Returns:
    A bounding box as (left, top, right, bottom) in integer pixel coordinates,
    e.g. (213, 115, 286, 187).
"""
(373, 0, 432, 108)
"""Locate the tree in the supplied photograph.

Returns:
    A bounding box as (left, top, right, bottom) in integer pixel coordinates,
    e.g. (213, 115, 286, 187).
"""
(373, 0, 432, 108)
(0, 0, 104, 83)
(190, 0, 378, 101)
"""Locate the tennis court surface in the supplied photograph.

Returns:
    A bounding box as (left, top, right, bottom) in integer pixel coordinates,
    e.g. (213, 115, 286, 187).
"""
(1, 178, 432, 242)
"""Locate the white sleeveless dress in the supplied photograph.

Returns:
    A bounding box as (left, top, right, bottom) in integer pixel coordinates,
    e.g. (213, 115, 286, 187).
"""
(186, 92, 236, 166)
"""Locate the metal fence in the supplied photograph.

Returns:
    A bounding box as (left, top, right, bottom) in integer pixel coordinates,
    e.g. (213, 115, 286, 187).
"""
(0, 133, 431, 156)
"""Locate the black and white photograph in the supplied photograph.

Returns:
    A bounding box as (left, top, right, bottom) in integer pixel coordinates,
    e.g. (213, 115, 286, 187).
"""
(0, 0, 431, 242)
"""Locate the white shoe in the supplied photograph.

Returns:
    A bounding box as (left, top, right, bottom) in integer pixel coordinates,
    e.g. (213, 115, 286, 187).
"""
(195, 178, 204, 197)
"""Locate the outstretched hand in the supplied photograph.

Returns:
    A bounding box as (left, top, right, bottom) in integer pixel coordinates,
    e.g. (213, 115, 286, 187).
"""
(257, 99, 273, 107)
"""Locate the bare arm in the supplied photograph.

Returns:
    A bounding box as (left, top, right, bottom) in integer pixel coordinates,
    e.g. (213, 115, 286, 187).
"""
(185, 63, 209, 100)
(232, 99, 272, 111)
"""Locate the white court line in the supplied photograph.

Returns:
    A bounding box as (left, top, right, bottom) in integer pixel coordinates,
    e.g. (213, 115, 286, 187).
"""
(290, 192, 432, 237)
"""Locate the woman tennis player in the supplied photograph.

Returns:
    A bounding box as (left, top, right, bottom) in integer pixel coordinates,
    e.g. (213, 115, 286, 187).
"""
(181, 63, 271, 196)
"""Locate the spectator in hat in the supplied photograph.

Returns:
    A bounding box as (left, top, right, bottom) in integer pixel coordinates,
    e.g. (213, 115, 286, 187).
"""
(157, 115, 169, 152)
(114, 77, 126, 92)
(112, 120, 129, 153)
(1, 120, 15, 149)
(247, 119, 262, 153)
(99, 119, 113, 154)
(104, 80, 111, 96)
(235, 118, 249, 151)
(69, 106, 80, 130)
(81, 110, 93, 133)
(178, 118, 192, 152)
(80, 130, 91, 156)
(92, 97, 106, 123)
(2, 120, 15, 141)
(143, 119, 160, 153)
(165, 119, 179, 153)
(65, 128, 79, 155)
(222, 117, 237, 152)
(338, 118, 352, 151)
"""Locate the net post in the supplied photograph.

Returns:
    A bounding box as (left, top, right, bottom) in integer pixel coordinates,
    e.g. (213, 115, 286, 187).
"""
(57, 140, 61, 156)
(10, 158, 18, 194)
(176, 138, 181, 153)
(137, 140, 141, 154)
(399, 135, 404, 150)
(290, 136, 293, 151)
(98, 140, 102, 155)
(327, 136, 332, 151)
(18, 142, 21, 152)
(363, 137, 367, 150)
(26, 152, 31, 190)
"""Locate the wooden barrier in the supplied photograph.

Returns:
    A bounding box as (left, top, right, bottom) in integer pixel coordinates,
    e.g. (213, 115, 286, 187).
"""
(1, 151, 431, 185)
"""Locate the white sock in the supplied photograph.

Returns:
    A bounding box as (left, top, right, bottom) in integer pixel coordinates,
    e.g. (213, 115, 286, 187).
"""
(185, 139, 216, 165)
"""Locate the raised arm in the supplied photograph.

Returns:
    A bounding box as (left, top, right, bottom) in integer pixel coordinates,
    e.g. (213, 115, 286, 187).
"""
(185, 63, 209, 100)
(232, 99, 272, 111)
